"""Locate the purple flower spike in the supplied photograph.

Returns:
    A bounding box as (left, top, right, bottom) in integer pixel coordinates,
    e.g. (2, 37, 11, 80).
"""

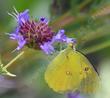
(9, 9, 76, 55)
(9, 9, 54, 54)
(54, 29, 76, 44)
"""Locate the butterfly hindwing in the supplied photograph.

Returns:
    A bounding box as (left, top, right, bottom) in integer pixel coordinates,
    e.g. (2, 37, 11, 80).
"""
(77, 52, 100, 93)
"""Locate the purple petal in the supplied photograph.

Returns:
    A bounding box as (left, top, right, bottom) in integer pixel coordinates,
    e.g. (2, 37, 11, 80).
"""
(10, 27, 20, 36)
(14, 27, 20, 34)
(9, 33, 18, 40)
(67, 92, 84, 98)
(53, 29, 76, 44)
(9, 26, 20, 41)
(40, 17, 49, 24)
(9, 33, 26, 50)
(17, 9, 30, 25)
(66, 38, 77, 44)
(40, 42, 55, 54)
(16, 35, 26, 50)
(54, 29, 66, 42)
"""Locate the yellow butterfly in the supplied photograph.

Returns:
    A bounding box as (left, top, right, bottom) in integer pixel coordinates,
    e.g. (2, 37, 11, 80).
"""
(45, 44, 100, 93)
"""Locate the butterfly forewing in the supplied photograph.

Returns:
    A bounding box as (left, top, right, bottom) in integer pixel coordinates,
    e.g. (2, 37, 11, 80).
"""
(45, 48, 82, 93)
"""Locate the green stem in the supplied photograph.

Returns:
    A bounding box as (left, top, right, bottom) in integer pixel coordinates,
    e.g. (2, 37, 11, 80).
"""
(4, 51, 24, 69)
(78, 24, 110, 44)
(81, 40, 110, 54)
(77, 0, 92, 11)
(51, 3, 110, 30)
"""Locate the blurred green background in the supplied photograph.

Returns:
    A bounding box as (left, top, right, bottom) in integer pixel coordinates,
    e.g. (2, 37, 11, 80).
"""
(0, 0, 110, 98)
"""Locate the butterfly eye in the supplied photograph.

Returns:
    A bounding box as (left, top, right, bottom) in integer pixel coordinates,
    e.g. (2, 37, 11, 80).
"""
(84, 67, 89, 71)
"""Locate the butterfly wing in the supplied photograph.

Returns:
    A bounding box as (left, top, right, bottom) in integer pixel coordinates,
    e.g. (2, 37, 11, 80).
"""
(45, 48, 82, 93)
(45, 46, 100, 93)
(77, 52, 100, 93)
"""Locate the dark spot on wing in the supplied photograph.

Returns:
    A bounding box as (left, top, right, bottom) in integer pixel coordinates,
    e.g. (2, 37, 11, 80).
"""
(84, 67, 89, 71)
(66, 71, 72, 76)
